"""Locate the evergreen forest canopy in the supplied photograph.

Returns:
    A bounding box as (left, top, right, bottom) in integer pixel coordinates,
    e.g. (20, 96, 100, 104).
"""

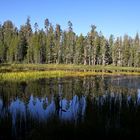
(0, 17, 140, 67)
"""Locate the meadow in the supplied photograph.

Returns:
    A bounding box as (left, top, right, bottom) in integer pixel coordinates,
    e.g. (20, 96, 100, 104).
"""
(0, 64, 140, 81)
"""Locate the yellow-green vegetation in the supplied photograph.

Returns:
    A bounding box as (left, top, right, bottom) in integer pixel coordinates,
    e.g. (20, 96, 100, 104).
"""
(0, 71, 138, 82)
(0, 64, 140, 82)
(1, 64, 140, 72)
(0, 70, 140, 82)
(0, 71, 96, 81)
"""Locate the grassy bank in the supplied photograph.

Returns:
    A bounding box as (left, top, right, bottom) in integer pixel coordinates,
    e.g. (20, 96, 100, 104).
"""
(0, 64, 140, 81)
(0, 70, 140, 82)
(1, 63, 140, 72)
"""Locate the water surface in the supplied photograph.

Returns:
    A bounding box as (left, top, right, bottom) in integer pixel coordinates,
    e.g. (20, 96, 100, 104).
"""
(0, 76, 140, 139)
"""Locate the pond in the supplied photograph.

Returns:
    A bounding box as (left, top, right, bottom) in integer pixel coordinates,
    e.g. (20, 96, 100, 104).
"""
(0, 75, 140, 139)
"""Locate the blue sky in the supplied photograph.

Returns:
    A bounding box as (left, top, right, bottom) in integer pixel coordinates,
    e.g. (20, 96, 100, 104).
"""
(0, 0, 140, 37)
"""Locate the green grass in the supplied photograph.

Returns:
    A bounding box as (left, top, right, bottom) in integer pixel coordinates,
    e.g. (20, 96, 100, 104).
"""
(1, 63, 140, 72)
(0, 70, 139, 82)
(0, 64, 140, 82)
(0, 70, 100, 82)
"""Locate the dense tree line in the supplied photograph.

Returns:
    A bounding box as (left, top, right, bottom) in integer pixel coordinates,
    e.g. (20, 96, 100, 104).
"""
(0, 17, 140, 67)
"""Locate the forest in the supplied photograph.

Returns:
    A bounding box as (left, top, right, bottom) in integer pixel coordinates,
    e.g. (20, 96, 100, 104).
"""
(0, 17, 140, 67)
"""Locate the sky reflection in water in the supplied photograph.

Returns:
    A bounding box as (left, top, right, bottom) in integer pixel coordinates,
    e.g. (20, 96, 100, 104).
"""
(0, 76, 140, 139)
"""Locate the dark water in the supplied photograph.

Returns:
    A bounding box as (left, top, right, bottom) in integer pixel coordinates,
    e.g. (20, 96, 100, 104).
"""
(0, 76, 140, 139)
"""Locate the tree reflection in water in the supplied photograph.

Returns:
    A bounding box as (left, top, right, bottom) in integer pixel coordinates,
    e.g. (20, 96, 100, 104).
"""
(0, 76, 140, 139)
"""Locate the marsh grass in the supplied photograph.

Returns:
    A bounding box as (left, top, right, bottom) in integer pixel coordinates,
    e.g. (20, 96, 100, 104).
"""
(0, 70, 140, 82)
(0, 64, 140, 81)
(1, 64, 140, 72)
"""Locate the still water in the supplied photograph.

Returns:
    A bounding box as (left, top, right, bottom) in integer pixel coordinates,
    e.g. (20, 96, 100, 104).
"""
(0, 76, 140, 139)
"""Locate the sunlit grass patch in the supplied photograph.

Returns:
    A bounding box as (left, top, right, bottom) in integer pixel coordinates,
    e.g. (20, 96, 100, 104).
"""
(0, 64, 140, 82)
(0, 70, 140, 82)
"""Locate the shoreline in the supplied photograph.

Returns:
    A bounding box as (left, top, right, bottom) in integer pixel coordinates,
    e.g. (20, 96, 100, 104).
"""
(0, 64, 140, 81)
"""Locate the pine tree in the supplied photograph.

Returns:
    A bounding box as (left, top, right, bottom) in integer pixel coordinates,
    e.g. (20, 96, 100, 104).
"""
(18, 17, 32, 62)
(44, 18, 49, 34)
(134, 33, 140, 67)
(112, 37, 121, 66)
(75, 34, 84, 64)
(95, 33, 101, 65)
(109, 35, 114, 64)
(46, 24, 54, 63)
(18, 26, 28, 62)
(54, 24, 62, 64)
(87, 25, 97, 65)
(0, 23, 4, 63)
(2, 20, 15, 62)
(8, 28, 19, 63)
(104, 40, 112, 65)
(65, 21, 76, 64)
(122, 35, 131, 66)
